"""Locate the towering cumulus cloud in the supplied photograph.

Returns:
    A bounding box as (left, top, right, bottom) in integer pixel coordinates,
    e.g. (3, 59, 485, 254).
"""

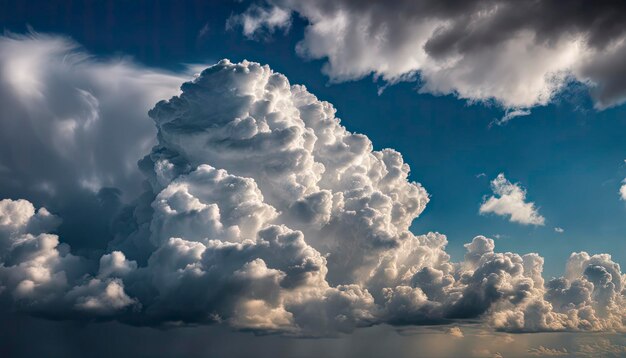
(1, 59, 625, 335)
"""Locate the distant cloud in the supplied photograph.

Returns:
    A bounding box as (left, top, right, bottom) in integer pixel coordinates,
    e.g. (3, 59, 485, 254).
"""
(493, 109, 532, 126)
(227, 4, 291, 39)
(554, 227, 564, 233)
(528, 346, 568, 356)
(197, 23, 210, 39)
(480, 174, 545, 226)
(233, 0, 626, 115)
(577, 338, 626, 357)
(530, 338, 626, 358)
(620, 180, 626, 201)
(448, 326, 464, 338)
(472, 349, 503, 358)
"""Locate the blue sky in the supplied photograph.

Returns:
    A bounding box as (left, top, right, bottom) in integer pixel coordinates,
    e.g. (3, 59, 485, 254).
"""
(3, 0, 625, 276)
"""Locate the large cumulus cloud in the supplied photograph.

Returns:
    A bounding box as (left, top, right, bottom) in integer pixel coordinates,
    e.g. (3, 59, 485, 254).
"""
(1, 58, 625, 336)
(231, 0, 626, 113)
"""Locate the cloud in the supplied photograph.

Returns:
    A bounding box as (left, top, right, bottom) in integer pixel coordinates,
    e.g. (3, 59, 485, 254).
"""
(554, 227, 564, 233)
(0, 32, 187, 202)
(448, 326, 464, 338)
(0, 32, 192, 253)
(620, 180, 626, 201)
(480, 174, 545, 226)
(528, 346, 569, 356)
(0, 50, 625, 336)
(529, 337, 626, 357)
(227, 4, 291, 39)
(576, 338, 626, 357)
(493, 109, 532, 126)
(231, 0, 626, 114)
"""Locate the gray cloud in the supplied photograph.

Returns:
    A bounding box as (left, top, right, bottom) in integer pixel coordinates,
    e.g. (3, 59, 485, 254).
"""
(0, 33, 189, 253)
(232, 0, 626, 112)
(0, 33, 186, 201)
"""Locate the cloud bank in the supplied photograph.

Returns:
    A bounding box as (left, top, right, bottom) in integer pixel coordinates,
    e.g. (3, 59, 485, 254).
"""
(1, 52, 625, 336)
(232, 0, 626, 112)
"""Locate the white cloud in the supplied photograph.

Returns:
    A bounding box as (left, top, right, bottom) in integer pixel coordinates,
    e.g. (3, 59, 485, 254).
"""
(554, 227, 564, 233)
(493, 109, 532, 126)
(480, 174, 545, 226)
(232, 0, 626, 114)
(227, 4, 291, 39)
(448, 326, 464, 338)
(620, 180, 626, 201)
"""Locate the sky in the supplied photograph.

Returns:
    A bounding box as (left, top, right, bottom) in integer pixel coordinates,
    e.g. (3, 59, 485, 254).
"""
(1, 1, 626, 357)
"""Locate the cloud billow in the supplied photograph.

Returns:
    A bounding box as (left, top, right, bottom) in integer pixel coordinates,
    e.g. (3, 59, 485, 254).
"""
(232, 0, 626, 113)
(0, 54, 625, 335)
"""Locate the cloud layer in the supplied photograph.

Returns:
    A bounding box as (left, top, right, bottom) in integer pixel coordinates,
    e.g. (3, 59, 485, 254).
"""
(1, 53, 625, 336)
(232, 0, 626, 111)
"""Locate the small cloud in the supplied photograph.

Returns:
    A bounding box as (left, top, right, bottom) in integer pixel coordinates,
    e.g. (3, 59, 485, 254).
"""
(576, 338, 626, 357)
(528, 346, 568, 356)
(447, 326, 464, 338)
(197, 23, 210, 39)
(554, 227, 564, 233)
(620, 180, 626, 201)
(472, 349, 503, 358)
(491, 108, 531, 126)
(479, 173, 545, 226)
(476, 173, 487, 178)
(227, 4, 291, 39)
